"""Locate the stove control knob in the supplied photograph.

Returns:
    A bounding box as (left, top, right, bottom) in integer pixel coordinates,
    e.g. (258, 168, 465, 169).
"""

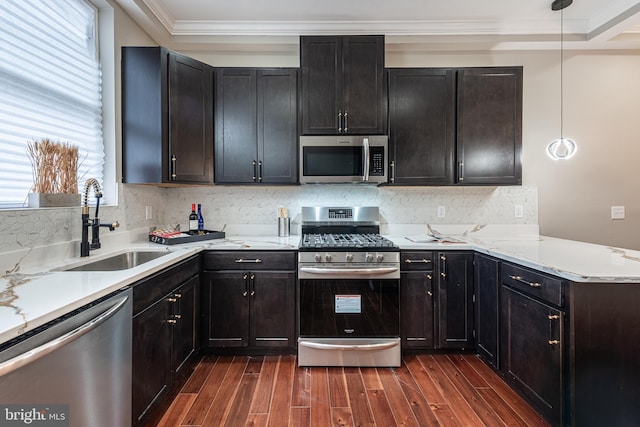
(365, 252, 374, 262)
(376, 253, 385, 262)
(346, 253, 354, 262)
(325, 253, 333, 262)
(314, 253, 322, 262)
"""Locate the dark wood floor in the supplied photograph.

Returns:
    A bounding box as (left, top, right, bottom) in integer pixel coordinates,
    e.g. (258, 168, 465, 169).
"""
(158, 354, 550, 427)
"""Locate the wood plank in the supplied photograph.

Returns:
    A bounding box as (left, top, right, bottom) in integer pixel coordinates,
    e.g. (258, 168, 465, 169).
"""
(223, 373, 259, 427)
(155, 393, 195, 427)
(403, 355, 447, 404)
(245, 413, 269, 427)
(461, 355, 550, 426)
(393, 362, 440, 426)
(182, 355, 233, 425)
(201, 356, 249, 426)
(180, 354, 216, 393)
(429, 404, 463, 427)
(290, 407, 311, 427)
(360, 367, 383, 390)
(431, 354, 505, 427)
(377, 368, 420, 427)
(266, 355, 295, 427)
(327, 367, 349, 407)
(477, 387, 532, 427)
(249, 355, 279, 414)
(416, 355, 484, 426)
(367, 389, 399, 426)
(245, 355, 264, 374)
(446, 353, 489, 388)
(331, 407, 354, 427)
(292, 365, 311, 407)
(344, 367, 375, 426)
(310, 367, 332, 427)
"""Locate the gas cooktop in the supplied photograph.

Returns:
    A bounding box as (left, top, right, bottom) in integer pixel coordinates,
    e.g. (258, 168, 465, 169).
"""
(299, 233, 398, 251)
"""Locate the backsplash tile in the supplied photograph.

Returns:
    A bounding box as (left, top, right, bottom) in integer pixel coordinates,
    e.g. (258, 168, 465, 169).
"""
(0, 184, 536, 253)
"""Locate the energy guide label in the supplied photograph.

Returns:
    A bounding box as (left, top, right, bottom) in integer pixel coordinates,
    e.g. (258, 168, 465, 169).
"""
(335, 295, 361, 314)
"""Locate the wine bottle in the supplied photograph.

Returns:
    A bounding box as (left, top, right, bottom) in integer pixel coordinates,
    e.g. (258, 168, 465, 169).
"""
(197, 204, 204, 231)
(189, 203, 198, 234)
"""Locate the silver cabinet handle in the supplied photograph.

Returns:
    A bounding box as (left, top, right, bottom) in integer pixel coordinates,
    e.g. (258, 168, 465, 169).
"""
(458, 161, 464, 182)
(170, 154, 177, 180)
(404, 259, 431, 264)
(344, 111, 348, 133)
(258, 160, 263, 183)
(440, 254, 447, 278)
(509, 275, 541, 288)
(337, 111, 343, 133)
(235, 258, 263, 263)
(390, 160, 395, 183)
(252, 160, 257, 182)
(0, 295, 129, 376)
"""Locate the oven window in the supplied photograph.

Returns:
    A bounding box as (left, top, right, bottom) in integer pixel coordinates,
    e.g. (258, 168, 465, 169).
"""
(302, 146, 363, 176)
(299, 279, 400, 337)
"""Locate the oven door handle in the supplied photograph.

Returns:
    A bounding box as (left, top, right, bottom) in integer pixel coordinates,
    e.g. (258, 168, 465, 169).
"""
(299, 340, 399, 351)
(299, 267, 398, 275)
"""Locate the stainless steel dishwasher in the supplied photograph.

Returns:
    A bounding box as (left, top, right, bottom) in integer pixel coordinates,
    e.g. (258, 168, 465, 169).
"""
(0, 288, 132, 427)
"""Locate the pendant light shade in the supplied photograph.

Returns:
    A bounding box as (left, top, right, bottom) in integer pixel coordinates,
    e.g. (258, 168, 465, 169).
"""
(546, 0, 577, 160)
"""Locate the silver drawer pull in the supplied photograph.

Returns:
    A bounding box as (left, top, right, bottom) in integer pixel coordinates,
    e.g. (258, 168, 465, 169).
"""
(548, 340, 560, 345)
(509, 274, 541, 288)
(235, 258, 263, 263)
(404, 259, 431, 264)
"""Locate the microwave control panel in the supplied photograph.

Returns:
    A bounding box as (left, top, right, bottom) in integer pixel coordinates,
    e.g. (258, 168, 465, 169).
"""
(370, 146, 385, 176)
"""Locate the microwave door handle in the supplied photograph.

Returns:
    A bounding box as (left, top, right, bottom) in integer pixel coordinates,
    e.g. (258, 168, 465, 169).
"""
(363, 137, 370, 182)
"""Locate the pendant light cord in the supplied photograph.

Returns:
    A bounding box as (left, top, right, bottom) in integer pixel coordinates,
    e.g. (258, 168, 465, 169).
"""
(560, 8, 564, 139)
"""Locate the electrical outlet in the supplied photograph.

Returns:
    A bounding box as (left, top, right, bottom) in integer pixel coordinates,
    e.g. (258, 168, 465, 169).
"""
(611, 206, 625, 220)
(145, 205, 153, 220)
(514, 205, 524, 218)
(437, 206, 446, 218)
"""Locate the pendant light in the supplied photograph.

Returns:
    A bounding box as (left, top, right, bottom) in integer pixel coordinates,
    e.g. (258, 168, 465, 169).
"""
(547, 0, 577, 160)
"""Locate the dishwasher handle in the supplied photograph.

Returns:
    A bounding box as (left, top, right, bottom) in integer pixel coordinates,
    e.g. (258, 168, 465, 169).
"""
(0, 294, 130, 377)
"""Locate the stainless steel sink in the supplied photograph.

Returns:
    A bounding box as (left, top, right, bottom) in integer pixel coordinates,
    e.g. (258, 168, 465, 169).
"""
(58, 251, 171, 272)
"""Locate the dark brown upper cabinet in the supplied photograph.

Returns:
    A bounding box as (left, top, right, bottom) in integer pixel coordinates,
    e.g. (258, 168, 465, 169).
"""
(122, 47, 214, 185)
(300, 36, 386, 135)
(457, 67, 523, 185)
(387, 66, 522, 186)
(214, 68, 298, 184)
(388, 68, 456, 185)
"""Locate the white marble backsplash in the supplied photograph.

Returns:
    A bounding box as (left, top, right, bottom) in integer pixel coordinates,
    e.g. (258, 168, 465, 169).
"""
(0, 184, 537, 253)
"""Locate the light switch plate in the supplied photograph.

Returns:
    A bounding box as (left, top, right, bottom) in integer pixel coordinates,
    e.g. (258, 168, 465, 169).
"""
(437, 206, 446, 218)
(145, 205, 153, 220)
(611, 206, 625, 220)
(514, 205, 524, 218)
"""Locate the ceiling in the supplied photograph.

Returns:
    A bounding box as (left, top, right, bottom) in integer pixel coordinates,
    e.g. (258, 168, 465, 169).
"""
(115, 0, 640, 52)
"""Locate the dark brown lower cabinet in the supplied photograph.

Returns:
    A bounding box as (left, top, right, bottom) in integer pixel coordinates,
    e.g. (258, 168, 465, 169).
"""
(201, 251, 296, 351)
(436, 251, 474, 349)
(474, 253, 500, 369)
(132, 255, 201, 426)
(400, 259, 435, 349)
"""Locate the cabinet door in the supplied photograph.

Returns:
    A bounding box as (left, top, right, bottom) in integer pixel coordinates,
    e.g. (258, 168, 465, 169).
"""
(300, 36, 342, 135)
(168, 52, 214, 183)
(401, 271, 435, 349)
(388, 68, 455, 185)
(437, 252, 474, 349)
(171, 275, 200, 376)
(457, 67, 523, 185)
(501, 286, 564, 425)
(215, 68, 258, 183)
(257, 69, 298, 183)
(250, 271, 296, 348)
(342, 36, 386, 134)
(202, 271, 250, 347)
(474, 253, 500, 369)
(132, 298, 171, 424)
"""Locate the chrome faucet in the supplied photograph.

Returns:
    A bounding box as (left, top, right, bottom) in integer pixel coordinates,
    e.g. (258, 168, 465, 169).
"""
(81, 178, 119, 257)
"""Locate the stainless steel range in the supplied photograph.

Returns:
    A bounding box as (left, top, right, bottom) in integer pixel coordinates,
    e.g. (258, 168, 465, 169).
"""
(297, 207, 401, 367)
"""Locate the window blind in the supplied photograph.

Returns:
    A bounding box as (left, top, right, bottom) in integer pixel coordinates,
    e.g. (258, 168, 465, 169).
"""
(0, 0, 103, 207)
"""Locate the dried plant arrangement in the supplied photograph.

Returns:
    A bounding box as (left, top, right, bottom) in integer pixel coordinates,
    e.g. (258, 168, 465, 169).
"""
(26, 138, 79, 194)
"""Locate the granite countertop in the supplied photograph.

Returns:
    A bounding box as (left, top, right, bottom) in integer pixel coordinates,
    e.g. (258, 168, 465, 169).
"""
(3, 227, 640, 346)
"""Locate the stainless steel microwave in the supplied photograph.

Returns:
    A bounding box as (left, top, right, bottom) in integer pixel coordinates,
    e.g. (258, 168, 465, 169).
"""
(299, 135, 388, 184)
